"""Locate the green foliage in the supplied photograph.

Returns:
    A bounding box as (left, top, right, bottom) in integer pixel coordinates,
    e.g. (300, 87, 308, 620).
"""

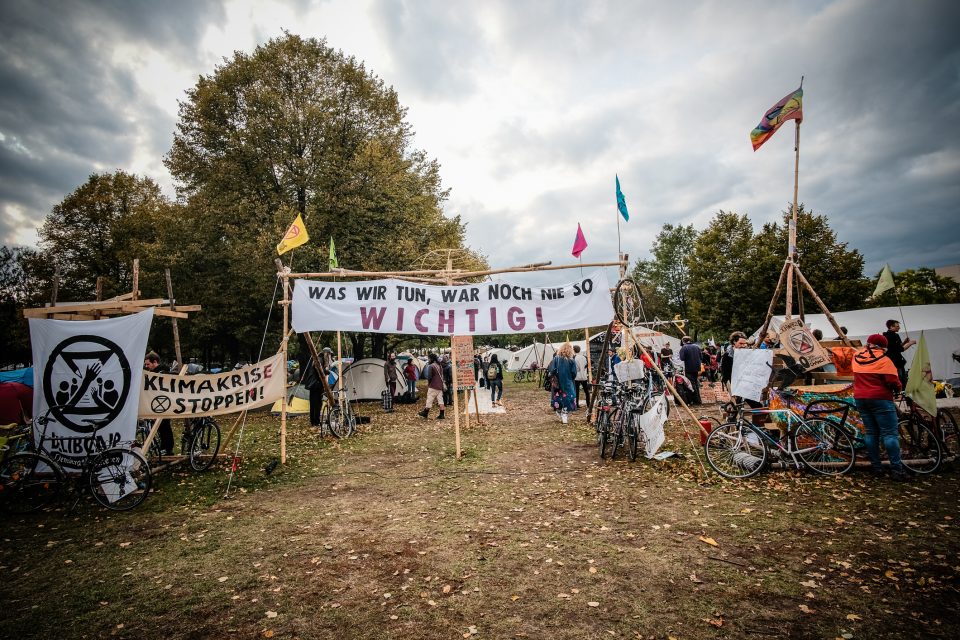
(630, 223, 697, 322)
(868, 267, 960, 307)
(0, 246, 36, 364)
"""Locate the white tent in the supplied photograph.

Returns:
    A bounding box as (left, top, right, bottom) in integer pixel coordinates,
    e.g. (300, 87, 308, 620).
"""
(341, 357, 407, 400)
(506, 342, 555, 371)
(753, 304, 960, 380)
(482, 348, 513, 365)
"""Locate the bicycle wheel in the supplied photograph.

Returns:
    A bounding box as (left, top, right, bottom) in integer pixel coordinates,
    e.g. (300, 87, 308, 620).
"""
(614, 278, 644, 326)
(189, 418, 221, 472)
(899, 418, 942, 474)
(609, 410, 624, 460)
(513, 372, 523, 383)
(704, 421, 768, 479)
(0, 452, 63, 513)
(327, 404, 356, 438)
(597, 411, 612, 458)
(626, 413, 640, 461)
(936, 410, 959, 458)
(136, 420, 162, 467)
(793, 419, 856, 476)
(89, 448, 152, 511)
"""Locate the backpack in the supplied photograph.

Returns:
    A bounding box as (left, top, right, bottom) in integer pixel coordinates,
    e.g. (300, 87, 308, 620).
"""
(487, 362, 499, 380)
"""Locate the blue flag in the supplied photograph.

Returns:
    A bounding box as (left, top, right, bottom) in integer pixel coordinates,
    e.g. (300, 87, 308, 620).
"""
(615, 175, 629, 221)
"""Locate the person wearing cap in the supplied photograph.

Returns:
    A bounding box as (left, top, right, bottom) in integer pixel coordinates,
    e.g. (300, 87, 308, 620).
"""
(853, 334, 907, 480)
(678, 336, 702, 404)
(383, 352, 398, 411)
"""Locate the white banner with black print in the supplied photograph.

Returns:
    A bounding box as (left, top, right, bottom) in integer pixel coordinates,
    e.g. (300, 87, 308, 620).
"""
(29, 309, 154, 470)
(291, 269, 615, 336)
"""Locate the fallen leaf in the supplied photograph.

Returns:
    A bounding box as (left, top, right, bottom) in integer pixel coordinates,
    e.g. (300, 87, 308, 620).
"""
(799, 580, 817, 588)
(846, 614, 862, 621)
(798, 604, 815, 614)
(698, 536, 719, 547)
(707, 618, 724, 627)
(442, 584, 452, 594)
(587, 601, 600, 607)
(511, 595, 520, 601)
(263, 631, 274, 638)
(266, 611, 278, 619)
(218, 576, 229, 582)
(589, 567, 597, 574)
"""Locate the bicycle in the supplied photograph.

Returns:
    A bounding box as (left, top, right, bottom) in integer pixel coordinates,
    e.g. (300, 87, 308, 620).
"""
(0, 405, 152, 513)
(603, 382, 648, 461)
(893, 397, 945, 474)
(184, 416, 222, 472)
(320, 388, 356, 438)
(704, 400, 856, 479)
(513, 369, 538, 383)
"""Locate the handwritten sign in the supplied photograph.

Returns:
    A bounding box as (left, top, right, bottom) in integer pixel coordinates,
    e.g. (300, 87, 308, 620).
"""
(731, 349, 774, 402)
(451, 336, 475, 390)
(777, 318, 830, 371)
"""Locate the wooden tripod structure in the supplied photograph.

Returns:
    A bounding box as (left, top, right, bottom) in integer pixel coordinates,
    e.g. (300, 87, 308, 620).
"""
(756, 120, 853, 348)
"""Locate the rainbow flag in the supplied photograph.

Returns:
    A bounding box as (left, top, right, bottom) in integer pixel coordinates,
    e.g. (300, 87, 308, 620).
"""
(750, 86, 803, 151)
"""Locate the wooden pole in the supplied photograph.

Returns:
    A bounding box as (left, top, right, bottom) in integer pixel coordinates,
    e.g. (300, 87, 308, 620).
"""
(219, 410, 248, 450)
(336, 332, 343, 408)
(283, 260, 626, 281)
(141, 365, 190, 455)
(784, 119, 801, 319)
(303, 331, 337, 406)
(50, 265, 60, 306)
(472, 385, 481, 424)
(445, 257, 462, 460)
(280, 271, 289, 464)
(758, 260, 789, 345)
(165, 269, 184, 366)
(94, 276, 103, 319)
(793, 266, 854, 348)
(132, 259, 140, 301)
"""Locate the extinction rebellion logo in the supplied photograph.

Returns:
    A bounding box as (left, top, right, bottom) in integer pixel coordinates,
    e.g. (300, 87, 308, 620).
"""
(42, 335, 132, 434)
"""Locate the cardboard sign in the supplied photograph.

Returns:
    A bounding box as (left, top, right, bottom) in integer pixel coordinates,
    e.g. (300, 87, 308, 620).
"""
(636, 393, 668, 458)
(777, 318, 830, 371)
(731, 349, 774, 402)
(451, 336, 475, 390)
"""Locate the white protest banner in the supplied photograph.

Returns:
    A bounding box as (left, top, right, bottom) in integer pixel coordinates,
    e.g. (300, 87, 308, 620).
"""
(777, 318, 830, 371)
(731, 349, 774, 402)
(29, 309, 154, 470)
(636, 393, 668, 458)
(291, 269, 614, 336)
(138, 353, 285, 418)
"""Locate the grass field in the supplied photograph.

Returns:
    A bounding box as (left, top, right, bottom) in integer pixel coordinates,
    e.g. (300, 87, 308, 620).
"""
(1, 380, 958, 639)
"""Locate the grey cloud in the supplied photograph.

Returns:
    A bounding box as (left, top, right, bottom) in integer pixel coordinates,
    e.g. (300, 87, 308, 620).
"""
(371, 0, 488, 100)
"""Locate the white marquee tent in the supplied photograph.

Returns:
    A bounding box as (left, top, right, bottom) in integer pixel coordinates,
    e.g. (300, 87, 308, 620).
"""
(754, 304, 960, 381)
(341, 357, 407, 400)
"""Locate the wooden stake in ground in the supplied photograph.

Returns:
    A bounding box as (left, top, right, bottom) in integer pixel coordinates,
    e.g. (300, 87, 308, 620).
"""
(280, 273, 289, 464)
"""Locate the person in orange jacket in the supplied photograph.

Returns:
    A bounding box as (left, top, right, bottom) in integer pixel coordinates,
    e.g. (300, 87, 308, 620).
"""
(853, 334, 906, 480)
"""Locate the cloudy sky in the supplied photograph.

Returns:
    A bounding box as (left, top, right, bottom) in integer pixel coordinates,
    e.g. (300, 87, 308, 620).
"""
(1, 0, 957, 279)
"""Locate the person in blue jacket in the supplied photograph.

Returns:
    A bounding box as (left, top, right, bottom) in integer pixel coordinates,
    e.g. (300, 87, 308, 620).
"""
(548, 342, 578, 424)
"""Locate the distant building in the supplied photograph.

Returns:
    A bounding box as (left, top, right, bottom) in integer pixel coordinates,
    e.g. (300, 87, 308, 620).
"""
(935, 264, 960, 284)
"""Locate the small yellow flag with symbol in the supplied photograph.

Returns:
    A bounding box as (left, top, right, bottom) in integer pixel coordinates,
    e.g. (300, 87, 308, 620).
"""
(276, 214, 309, 255)
(905, 332, 937, 417)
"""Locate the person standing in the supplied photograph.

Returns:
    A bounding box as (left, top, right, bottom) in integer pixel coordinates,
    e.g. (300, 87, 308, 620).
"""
(882, 319, 916, 386)
(383, 352, 399, 412)
(487, 354, 504, 406)
(441, 355, 454, 407)
(678, 336, 703, 405)
(143, 352, 174, 453)
(853, 334, 907, 480)
(573, 345, 590, 410)
(418, 353, 445, 420)
(474, 353, 486, 389)
(548, 342, 578, 424)
(403, 358, 418, 400)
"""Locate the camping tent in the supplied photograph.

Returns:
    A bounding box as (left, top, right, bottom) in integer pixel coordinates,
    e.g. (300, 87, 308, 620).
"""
(752, 304, 960, 381)
(341, 357, 407, 400)
(397, 352, 424, 378)
(482, 348, 513, 366)
(507, 342, 555, 371)
(271, 383, 311, 416)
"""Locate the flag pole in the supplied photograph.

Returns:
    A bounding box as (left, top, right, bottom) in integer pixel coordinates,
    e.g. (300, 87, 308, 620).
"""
(784, 76, 803, 320)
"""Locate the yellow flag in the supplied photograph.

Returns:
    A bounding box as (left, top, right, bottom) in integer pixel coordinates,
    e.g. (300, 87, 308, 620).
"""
(905, 332, 937, 417)
(872, 264, 894, 298)
(276, 214, 309, 255)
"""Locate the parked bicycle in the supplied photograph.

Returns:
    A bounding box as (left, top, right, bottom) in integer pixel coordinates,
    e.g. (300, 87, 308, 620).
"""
(0, 405, 152, 513)
(320, 388, 356, 438)
(704, 400, 856, 479)
(513, 369, 539, 383)
(135, 416, 221, 472)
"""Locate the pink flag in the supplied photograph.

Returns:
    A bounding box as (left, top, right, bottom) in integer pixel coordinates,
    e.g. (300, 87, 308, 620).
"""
(571, 223, 588, 258)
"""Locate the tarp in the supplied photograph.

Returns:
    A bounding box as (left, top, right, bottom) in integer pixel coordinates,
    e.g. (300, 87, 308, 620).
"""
(753, 304, 960, 380)
(341, 357, 407, 401)
(506, 342, 555, 371)
(0, 367, 33, 386)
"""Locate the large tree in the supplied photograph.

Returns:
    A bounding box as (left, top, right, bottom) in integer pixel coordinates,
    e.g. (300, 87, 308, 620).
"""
(868, 267, 960, 307)
(165, 34, 483, 361)
(630, 223, 697, 323)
